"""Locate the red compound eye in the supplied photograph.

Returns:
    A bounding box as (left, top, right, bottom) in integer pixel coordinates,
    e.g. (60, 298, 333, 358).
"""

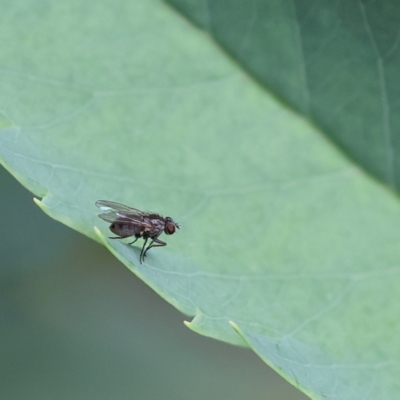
(165, 223, 176, 235)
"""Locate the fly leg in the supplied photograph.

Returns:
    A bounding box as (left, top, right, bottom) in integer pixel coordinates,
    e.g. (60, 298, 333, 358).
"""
(128, 236, 140, 245)
(142, 238, 167, 260)
(139, 237, 149, 264)
(108, 236, 139, 245)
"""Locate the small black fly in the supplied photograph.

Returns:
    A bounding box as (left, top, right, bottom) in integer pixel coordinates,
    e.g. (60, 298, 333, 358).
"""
(96, 200, 179, 263)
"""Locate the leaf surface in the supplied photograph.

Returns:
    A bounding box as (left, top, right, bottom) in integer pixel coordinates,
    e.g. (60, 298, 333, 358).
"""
(1, 1, 400, 399)
(169, 0, 400, 190)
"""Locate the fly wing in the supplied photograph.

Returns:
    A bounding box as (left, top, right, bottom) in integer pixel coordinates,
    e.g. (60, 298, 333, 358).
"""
(97, 211, 141, 223)
(95, 200, 146, 216)
(96, 200, 152, 228)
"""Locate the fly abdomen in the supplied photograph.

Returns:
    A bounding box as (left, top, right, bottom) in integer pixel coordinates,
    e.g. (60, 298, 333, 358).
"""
(110, 222, 141, 238)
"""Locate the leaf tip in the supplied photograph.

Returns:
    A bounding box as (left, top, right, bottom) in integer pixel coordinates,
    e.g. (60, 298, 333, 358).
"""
(229, 320, 240, 331)
(33, 196, 42, 206)
(183, 318, 204, 336)
(183, 320, 193, 329)
(94, 226, 108, 244)
(33, 197, 47, 213)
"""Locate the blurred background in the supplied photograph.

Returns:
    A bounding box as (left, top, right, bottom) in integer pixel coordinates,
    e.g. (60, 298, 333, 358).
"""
(0, 165, 307, 400)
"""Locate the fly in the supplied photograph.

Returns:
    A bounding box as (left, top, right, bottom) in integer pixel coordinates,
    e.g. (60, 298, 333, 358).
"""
(95, 200, 180, 264)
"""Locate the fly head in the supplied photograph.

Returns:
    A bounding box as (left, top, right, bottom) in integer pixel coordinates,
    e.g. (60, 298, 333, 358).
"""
(164, 217, 180, 235)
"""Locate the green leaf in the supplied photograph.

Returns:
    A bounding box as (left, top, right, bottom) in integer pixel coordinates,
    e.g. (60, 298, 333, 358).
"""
(0, 166, 306, 400)
(1, 1, 400, 399)
(169, 0, 400, 190)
